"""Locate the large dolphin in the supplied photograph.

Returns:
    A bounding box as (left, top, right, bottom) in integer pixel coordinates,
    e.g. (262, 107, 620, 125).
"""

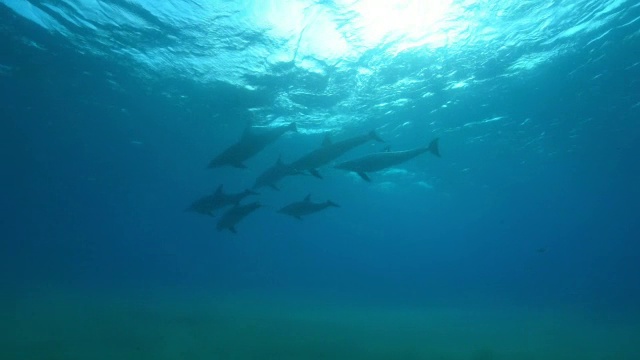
(186, 185, 258, 216)
(252, 156, 307, 190)
(208, 122, 297, 169)
(290, 130, 384, 178)
(278, 194, 340, 220)
(334, 138, 440, 182)
(216, 201, 261, 234)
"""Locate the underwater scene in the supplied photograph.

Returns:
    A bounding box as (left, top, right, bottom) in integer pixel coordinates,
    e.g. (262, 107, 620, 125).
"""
(1, 1, 640, 359)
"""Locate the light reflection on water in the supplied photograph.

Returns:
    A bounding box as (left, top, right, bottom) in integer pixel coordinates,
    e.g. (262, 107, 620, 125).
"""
(1, 0, 636, 131)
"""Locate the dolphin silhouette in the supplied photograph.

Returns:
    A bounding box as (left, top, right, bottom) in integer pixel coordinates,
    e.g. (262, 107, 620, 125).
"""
(216, 201, 261, 234)
(208, 122, 297, 169)
(290, 130, 384, 179)
(334, 138, 440, 182)
(186, 185, 258, 216)
(253, 156, 306, 191)
(277, 194, 340, 220)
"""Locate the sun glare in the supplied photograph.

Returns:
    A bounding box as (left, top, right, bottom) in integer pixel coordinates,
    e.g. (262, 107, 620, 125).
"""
(348, 0, 458, 51)
(257, 0, 464, 64)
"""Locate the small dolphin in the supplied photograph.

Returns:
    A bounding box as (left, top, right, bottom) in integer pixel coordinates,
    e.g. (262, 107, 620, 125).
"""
(334, 138, 440, 182)
(216, 201, 261, 234)
(253, 156, 306, 190)
(278, 194, 340, 220)
(208, 122, 297, 169)
(187, 196, 218, 217)
(186, 185, 258, 216)
(290, 130, 384, 179)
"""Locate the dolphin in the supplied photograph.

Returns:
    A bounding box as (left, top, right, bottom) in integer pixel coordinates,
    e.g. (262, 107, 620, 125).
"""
(253, 156, 306, 191)
(208, 122, 297, 169)
(334, 138, 440, 182)
(186, 185, 258, 216)
(277, 194, 340, 220)
(216, 201, 261, 234)
(290, 130, 384, 178)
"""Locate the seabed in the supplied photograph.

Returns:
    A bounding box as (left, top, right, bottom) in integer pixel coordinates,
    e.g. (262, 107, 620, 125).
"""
(2, 290, 638, 359)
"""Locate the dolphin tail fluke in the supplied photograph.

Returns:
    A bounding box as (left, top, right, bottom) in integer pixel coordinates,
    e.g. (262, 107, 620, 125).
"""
(245, 189, 260, 196)
(327, 200, 340, 208)
(370, 130, 385, 143)
(427, 137, 440, 158)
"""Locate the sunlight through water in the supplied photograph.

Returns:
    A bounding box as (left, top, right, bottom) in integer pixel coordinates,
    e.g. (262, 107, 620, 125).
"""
(1, 0, 636, 131)
(251, 0, 468, 65)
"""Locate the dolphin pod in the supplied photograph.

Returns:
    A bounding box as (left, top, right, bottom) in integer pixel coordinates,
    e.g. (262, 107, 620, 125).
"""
(190, 124, 441, 234)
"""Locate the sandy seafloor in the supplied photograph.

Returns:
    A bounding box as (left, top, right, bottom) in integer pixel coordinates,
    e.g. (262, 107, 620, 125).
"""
(2, 290, 638, 360)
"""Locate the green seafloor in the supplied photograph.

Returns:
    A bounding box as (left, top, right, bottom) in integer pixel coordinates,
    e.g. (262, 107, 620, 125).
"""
(2, 289, 639, 360)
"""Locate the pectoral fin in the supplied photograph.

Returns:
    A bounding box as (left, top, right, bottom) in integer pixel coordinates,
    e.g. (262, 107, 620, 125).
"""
(357, 172, 371, 182)
(309, 169, 323, 179)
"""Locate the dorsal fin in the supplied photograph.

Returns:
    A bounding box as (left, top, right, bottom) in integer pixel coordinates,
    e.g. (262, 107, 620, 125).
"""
(275, 155, 283, 166)
(383, 145, 391, 152)
(303, 194, 311, 202)
(427, 137, 440, 157)
(321, 134, 332, 146)
(214, 184, 223, 195)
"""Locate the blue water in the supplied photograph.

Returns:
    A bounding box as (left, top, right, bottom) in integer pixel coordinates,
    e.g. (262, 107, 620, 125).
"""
(2, 1, 640, 359)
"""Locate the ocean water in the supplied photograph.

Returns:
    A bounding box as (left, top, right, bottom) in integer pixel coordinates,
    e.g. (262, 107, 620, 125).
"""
(1, 1, 640, 359)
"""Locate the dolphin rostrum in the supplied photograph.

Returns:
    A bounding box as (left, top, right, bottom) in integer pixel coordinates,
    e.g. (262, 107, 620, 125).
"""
(334, 138, 440, 182)
(290, 130, 384, 179)
(253, 156, 306, 191)
(216, 201, 261, 234)
(186, 185, 258, 216)
(277, 194, 340, 220)
(208, 122, 297, 169)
